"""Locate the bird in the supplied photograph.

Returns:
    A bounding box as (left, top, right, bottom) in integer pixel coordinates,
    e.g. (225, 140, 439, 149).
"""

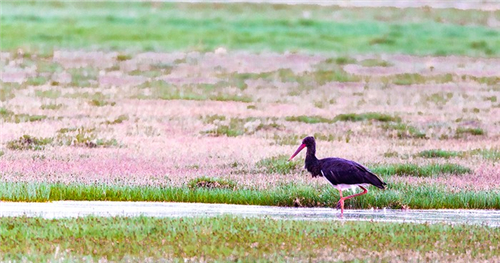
(288, 136, 387, 217)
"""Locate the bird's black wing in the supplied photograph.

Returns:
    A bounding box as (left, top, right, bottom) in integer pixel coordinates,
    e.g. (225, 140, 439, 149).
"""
(319, 158, 387, 189)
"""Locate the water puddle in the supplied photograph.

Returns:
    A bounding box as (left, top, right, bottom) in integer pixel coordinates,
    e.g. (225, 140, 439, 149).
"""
(1, 201, 499, 227)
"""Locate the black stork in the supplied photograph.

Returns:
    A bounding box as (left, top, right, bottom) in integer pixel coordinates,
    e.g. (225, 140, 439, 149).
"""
(289, 136, 387, 217)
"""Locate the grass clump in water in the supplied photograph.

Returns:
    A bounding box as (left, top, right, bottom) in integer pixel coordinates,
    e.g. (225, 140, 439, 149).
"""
(370, 163, 471, 177)
(6, 135, 54, 150)
(188, 176, 237, 190)
(256, 155, 301, 175)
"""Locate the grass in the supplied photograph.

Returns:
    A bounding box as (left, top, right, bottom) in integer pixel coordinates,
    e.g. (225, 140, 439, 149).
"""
(282, 113, 400, 125)
(359, 58, 393, 67)
(383, 122, 427, 139)
(2, 2, 499, 56)
(188, 176, 237, 190)
(202, 117, 281, 137)
(6, 135, 54, 151)
(415, 148, 500, 162)
(138, 81, 253, 103)
(370, 163, 472, 177)
(455, 127, 485, 137)
(40, 103, 63, 110)
(416, 149, 462, 159)
(256, 155, 301, 175)
(472, 148, 500, 161)
(273, 133, 338, 146)
(390, 73, 454, 86)
(272, 134, 306, 146)
(56, 127, 118, 148)
(1, 216, 499, 262)
(0, 107, 47, 123)
(333, 112, 400, 122)
(0, 83, 17, 101)
(0, 181, 497, 209)
(285, 115, 333, 124)
(104, 114, 129, 125)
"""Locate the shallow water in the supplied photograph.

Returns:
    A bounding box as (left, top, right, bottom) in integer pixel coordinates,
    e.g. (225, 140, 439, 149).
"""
(1, 201, 499, 227)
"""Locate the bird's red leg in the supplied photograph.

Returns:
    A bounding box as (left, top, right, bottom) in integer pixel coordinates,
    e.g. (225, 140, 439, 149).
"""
(337, 189, 344, 217)
(337, 186, 368, 216)
(342, 186, 368, 201)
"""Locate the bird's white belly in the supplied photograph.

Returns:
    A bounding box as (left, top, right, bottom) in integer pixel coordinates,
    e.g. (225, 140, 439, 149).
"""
(321, 175, 370, 191)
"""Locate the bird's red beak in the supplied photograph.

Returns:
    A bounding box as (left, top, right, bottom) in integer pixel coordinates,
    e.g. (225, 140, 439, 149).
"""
(289, 144, 306, 161)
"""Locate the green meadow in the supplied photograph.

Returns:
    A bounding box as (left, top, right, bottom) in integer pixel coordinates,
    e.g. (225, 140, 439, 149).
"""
(1, 2, 499, 55)
(1, 216, 499, 262)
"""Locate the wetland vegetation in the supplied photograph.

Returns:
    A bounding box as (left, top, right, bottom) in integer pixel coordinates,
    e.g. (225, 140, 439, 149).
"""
(1, 1, 500, 261)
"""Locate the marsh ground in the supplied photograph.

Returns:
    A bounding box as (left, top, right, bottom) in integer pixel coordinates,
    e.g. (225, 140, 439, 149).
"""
(1, 49, 500, 202)
(1, 2, 500, 261)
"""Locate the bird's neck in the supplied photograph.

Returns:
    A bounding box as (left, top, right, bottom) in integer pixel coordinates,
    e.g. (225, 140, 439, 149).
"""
(305, 152, 320, 175)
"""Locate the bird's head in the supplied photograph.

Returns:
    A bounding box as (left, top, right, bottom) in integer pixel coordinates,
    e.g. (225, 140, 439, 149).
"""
(288, 136, 316, 161)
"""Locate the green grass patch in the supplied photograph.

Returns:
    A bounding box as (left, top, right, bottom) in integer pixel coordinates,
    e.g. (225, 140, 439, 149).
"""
(56, 127, 118, 148)
(273, 133, 338, 146)
(383, 122, 427, 139)
(455, 127, 485, 137)
(359, 58, 393, 67)
(3, 2, 499, 56)
(328, 56, 357, 65)
(116, 53, 132, 61)
(0, 182, 498, 210)
(416, 148, 500, 162)
(272, 134, 305, 146)
(188, 176, 237, 190)
(333, 112, 400, 122)
(1, 216, 499, 262)
(256, 155, 301, 175)
(390, 73, 454, 86)
(104, 114, 129, 125)
(26, 76, 48, 86)
(89, 99, 116, 107)
(285, 115, 333, 124)
(138, 81, 252, 103)
(0, 83, 17, 101)
(416, 149, 462, 159)
(6, 135, 54, 151)
(40, 103, 63, 110)
(391, 73, 427, 85)
(68, 67, 99, 87)
(469, 148, 500, 162)
(370, 163, 471, 177)
(202, 117, 280, 137)
(0, 107, 47, 123)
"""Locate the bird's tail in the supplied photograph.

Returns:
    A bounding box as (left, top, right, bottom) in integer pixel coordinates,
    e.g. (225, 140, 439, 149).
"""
(368, 171, 387, 190)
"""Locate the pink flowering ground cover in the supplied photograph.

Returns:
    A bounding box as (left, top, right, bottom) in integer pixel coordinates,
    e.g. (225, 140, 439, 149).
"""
(1, 50, 499, 196)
